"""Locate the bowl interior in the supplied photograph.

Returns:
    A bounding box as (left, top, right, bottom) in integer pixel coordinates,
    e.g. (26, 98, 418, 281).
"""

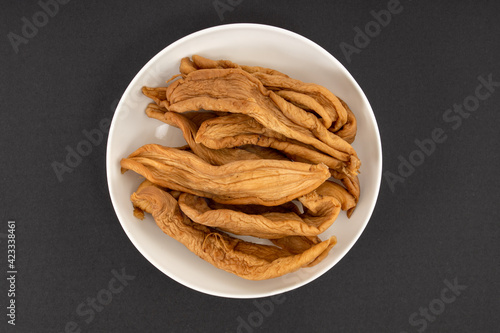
(106, 23, 382, 298)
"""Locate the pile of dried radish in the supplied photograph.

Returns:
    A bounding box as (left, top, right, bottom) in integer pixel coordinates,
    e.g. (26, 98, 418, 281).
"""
(120, 55, 360, 280)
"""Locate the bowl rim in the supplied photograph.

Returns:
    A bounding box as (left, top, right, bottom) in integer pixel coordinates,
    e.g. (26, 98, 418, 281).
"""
(106, 23, 383, 298)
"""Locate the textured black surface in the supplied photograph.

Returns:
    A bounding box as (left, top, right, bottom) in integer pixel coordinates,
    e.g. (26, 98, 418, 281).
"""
(1, 1, 499, 332)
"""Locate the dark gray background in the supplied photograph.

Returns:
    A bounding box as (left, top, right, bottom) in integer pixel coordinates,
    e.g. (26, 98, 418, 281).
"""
(1, 0, 499, 332)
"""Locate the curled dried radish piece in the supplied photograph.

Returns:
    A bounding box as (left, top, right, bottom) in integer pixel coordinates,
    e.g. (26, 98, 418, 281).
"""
(159, 67, 360, 175)
(330, 170, 360, 217)
(145, 105, 267, 166)
(121, 144, 330, 206)
(330, 98, 357, 144)
(275, 90, 334, 129)
(187, 54, 289, 77)
(131, 184, 337, 280)
(270, 236, 336, 268)
(126, 56, 363, 280)
(196, 113, 348, 173)
(178, 191, 340, 239)
(187, 55, 344, 130)
(314, 180, 357, 212)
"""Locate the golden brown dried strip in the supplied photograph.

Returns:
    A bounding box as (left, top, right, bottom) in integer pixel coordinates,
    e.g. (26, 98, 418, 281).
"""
(191, 54, 289, 77)
(330, 170, 360, 202)
(147, 107, 286, 164)
(178, 192, 340, 239)
(121, 144, 331, 206)
(196, 113, 324, 156)
(145, 103, 167, 115)
(146, 101, 220, 128)
(142, 87, 169, 108)
(270, 236, 336, 268)
(132, 180, 179, 219)
(331, 98, 357, 144)
(146, 109, 288, 163)
(163, 112, 268, 164)
(191, 54, 238, 69)
(167, 69, 354, 163)
(306, 237, 337, 267)
(163, 68, 360, 175)
(250, 72, 348, 132)
(132, 180, 159, 219)
(240, 65, 289, 77)
(145, 106, 265, 166)
(181, 55, 353, 140)
(271, 236, 321, 255)
(131, 185, 291, 262)
(131, 185, 336, 280)
(270, 151, 359, 215)
(268, 91, 357, 162)
(276, 90, 334, 129)
(200, 133, 346, 172)
(315, 181, 357, 212)
(179, 57, 198, 76)
(239, 145, 289, 161)
(196, 115, 348, 172)
(330, 170, 360, 217)
(196, 113, 291, 144)
(187, 55, 340, 130)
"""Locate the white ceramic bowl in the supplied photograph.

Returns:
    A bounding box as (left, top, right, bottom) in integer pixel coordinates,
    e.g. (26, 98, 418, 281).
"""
(106, 23, 382, 298)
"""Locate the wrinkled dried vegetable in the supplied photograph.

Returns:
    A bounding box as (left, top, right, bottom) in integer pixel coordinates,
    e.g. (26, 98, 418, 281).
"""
(131, 184, 336, 280)
(121, 55, 365, 280)
(270, 236, 336, 268)
(178, 191, 340, 239)
(195, 113, 349, 173)
(121, 144, 330, 206)
(145, 104, 266, 165)
(161, 68, 360, 175)
(186, 55, 350, 134)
